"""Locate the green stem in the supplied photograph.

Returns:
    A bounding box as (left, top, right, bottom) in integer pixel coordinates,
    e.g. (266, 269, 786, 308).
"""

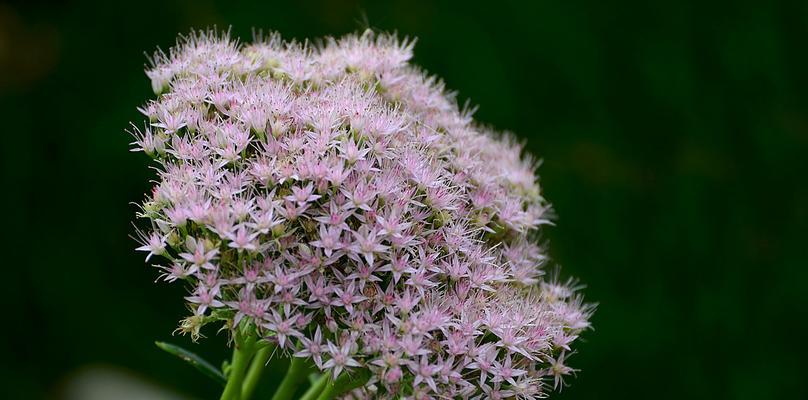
(314, 382, 336, 400)
(220, 331, 258, 400)
(271, 356, 310, 400)
(310, 379, 339, 400)
(299, 374, 328, 400)
(241, 344, 274, 400)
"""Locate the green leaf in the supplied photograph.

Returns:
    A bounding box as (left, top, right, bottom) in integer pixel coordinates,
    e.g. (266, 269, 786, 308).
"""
(155, 341, 226, 386)
(331, 368, 371, 394)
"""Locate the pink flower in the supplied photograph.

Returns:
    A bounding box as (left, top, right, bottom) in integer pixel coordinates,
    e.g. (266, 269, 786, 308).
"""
(223, 288, 261, 327)
(491, 353, 527, 385)
(310, 224, 344, 257)
(323, 340, 362, 379)
(332, 281, 367, 314)
(178, 237, 219, 271)
(348, 225, 389, 265)
(295, 326, 325, 368)
(338, 138, 371, 164)
(226, 225, 258, 251)
(262, 310, 302, 349)
(185, 284, 224, 315)
(285, 182, 321, 205)
(547, 352, 577, 391)
(406, 355, 439, 392)
(135, 230, 165, 261)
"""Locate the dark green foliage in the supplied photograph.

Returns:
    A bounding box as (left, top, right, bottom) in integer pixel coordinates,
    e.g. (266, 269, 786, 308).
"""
(2, 0, 806, 398)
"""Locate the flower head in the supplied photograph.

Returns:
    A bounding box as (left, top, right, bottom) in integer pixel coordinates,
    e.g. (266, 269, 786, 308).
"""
(132, 28, 593, 399)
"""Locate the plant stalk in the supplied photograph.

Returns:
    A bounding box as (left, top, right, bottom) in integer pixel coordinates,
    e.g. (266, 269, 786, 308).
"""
(241, 344, 274, 400)
(220, 330, 258, 400)
(299, 374, 328, 400)
(271, 356, 310, 400)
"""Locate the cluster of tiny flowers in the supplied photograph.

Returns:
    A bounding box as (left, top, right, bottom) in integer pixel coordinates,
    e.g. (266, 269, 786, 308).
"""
(131, 29, 593, 399)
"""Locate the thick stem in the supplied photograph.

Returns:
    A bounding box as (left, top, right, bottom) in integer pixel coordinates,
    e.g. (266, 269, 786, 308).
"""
(314, 382, 336, 400)
(299, 374, 327, 400)
(271, 356, 310, 400)
(220, 331, 258, 400)
(241, 344, 274, 400)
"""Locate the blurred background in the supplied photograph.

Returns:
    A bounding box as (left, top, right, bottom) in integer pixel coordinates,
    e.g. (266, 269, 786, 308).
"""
(2, 0, 807, 398)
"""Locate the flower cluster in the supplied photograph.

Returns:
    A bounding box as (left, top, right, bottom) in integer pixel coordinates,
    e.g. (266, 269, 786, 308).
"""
(131, 29, 593, 399)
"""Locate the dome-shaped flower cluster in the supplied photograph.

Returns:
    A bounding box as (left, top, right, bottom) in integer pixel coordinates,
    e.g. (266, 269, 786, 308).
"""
(131, 29, 593, 399)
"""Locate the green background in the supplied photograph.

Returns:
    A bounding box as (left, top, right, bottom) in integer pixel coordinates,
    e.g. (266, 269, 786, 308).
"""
(2, 0, 806, 398)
